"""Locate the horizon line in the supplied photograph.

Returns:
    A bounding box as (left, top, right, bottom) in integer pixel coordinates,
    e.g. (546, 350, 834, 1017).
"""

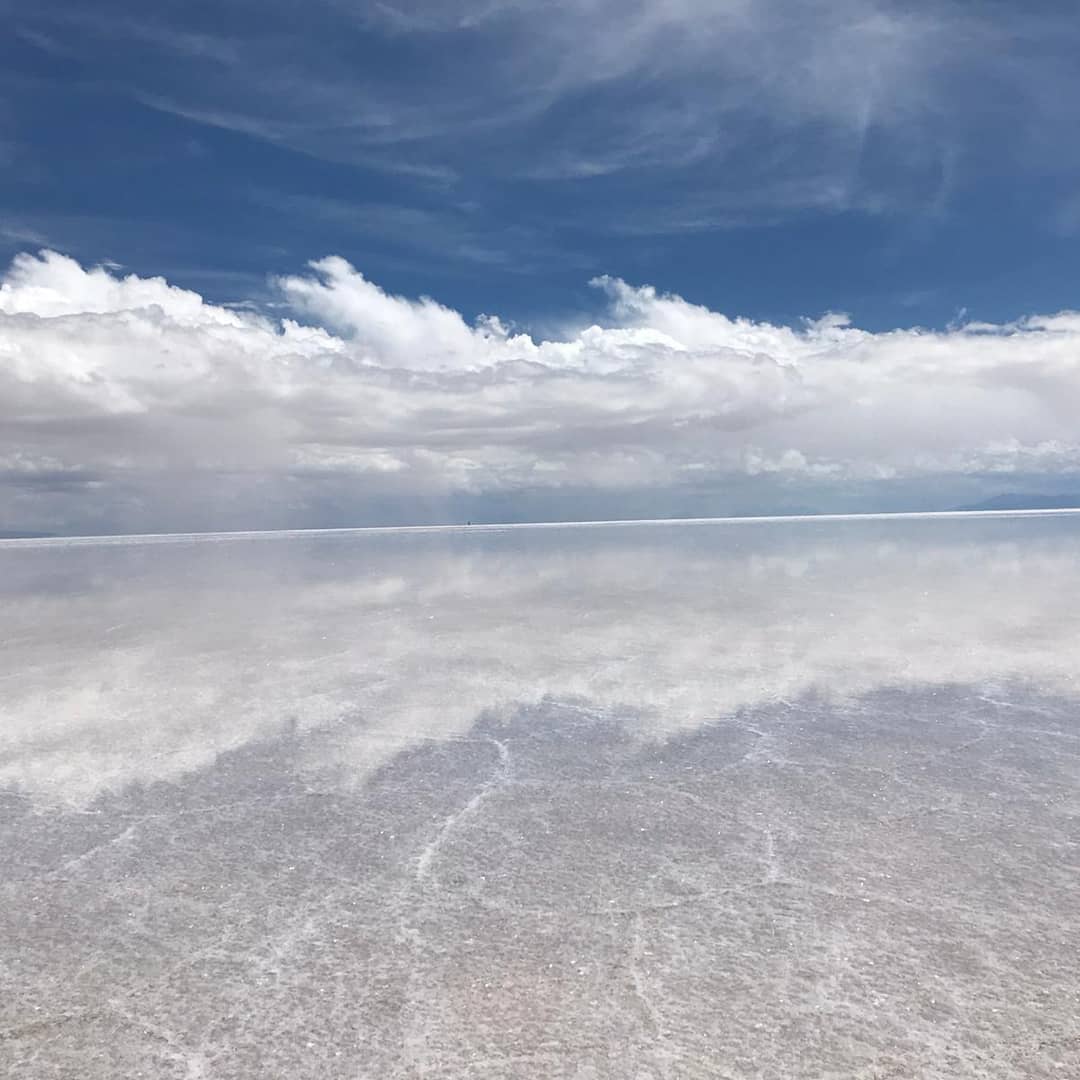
(3, 506, 1080, 548)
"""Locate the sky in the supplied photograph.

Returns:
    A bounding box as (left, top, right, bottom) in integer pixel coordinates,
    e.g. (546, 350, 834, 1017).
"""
(3, 0, 1080, 533)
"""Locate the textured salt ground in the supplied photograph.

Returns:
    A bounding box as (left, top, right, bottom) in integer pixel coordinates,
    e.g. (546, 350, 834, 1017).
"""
(3, 686, 1079, 1079)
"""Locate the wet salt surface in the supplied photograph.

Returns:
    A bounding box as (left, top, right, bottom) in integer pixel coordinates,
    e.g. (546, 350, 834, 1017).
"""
(2, 514, 1079, 1078)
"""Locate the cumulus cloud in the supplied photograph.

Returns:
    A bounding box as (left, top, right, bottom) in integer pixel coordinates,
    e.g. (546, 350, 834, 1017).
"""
(2, 249, 1080, 532)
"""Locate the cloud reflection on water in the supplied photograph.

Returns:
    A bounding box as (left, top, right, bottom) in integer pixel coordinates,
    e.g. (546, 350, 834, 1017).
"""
(2, 514, 1078, 803)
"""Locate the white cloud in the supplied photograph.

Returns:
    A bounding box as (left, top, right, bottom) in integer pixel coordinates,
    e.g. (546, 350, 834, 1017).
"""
(277, 256, 501, 367)
(18, 0, 1078, 219)
(2, 249, 1080, 532)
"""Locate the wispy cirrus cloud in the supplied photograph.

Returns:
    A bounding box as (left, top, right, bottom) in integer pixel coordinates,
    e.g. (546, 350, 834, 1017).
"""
(8, 0, 1075, 219)
(250, 191, 565, 271)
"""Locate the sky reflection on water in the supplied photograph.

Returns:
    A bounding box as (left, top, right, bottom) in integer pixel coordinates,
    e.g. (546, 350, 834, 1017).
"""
(2, 513, 1079, 804)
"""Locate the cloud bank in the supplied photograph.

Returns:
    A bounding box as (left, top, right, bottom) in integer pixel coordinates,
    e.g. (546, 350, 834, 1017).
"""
(3, 250, 1080, 533)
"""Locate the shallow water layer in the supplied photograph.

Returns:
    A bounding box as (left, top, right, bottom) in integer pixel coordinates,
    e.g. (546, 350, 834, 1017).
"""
(2, 514, 1079, 1078)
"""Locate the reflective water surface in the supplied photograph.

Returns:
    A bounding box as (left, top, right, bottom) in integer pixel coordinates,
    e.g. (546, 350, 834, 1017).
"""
(2, 514, 1079, 1077)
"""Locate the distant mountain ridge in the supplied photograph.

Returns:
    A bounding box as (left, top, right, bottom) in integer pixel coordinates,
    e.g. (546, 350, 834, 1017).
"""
(958, 494, 1080, 512)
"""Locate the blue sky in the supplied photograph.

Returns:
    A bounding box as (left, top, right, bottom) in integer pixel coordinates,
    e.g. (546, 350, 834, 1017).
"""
(3, 1, 1080, 533)
(4, 0, 1080, 331)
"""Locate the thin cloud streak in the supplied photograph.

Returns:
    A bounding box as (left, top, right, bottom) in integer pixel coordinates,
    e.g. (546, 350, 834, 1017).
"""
(9, 0, 1073, 216)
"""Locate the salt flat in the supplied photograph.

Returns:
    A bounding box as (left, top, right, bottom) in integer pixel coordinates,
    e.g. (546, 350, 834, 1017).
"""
(2, 514, 1079, 1078)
